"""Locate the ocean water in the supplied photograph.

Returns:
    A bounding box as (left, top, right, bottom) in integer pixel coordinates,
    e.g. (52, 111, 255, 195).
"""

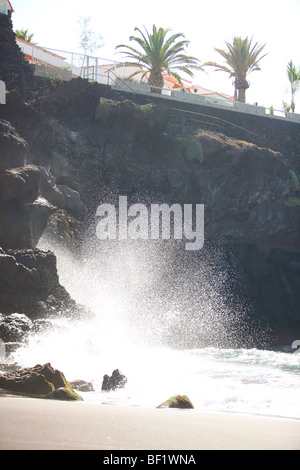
(11, 235, 300, 419)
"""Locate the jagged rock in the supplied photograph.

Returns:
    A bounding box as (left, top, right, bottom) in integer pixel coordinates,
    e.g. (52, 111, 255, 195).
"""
(43, 209, 82, 252)
(0, 363, 83, 401)
(0, 313, 32, 342)
(101, 369, 127, 392)
(157, 394, 194, 409)
(0, 363, 68, 396)
(0, 247, 86, 320)
(0, 196, 55, 249)
(39, 167, 85, 218)
(0, 165, 40, 203)
(0, 120, 27, 172)
(0, 125, 54, 250)
(70, 379, 94, 392)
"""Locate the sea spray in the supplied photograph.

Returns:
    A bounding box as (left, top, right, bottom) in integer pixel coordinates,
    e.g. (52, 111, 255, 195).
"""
(11, 232, 300, 418)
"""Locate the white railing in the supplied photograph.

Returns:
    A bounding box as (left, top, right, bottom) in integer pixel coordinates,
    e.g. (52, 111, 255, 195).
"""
(21, 43, 300, 124)
(113, 80, 300, 123)
(18, 42, 126, 84)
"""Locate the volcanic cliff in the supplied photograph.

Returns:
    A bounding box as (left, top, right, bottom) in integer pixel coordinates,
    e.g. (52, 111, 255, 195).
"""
(0, 12, 300, 350)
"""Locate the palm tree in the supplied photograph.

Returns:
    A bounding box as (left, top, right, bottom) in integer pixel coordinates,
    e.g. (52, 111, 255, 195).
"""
(287, 60, 300, 112)
(15, 29, 35, 43)
(204, 37, 267, 102)
(116, 25, 202, 93)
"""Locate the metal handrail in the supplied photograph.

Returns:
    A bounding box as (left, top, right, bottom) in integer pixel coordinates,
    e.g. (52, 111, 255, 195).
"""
(107, 69, 138, 95)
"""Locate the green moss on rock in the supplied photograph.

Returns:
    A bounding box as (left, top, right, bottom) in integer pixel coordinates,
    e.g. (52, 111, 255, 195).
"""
(45, 386, 83, 401)
(157, 394, 194, 409)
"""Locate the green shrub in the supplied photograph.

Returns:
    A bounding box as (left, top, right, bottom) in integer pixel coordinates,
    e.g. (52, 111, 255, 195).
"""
(135, 103, 154, 115)
(284, 197, 300, 207)
(95, 98, 115, 121)
(183, 137, 204, 163)
(289, 170, 300, 192)
(44, 72, 63, 88)
(95, 98, 155, 122)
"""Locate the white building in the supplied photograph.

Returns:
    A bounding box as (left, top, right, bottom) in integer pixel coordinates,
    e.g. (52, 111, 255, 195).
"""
(16, 37, 70, 69)
(0, 0, 14, 16)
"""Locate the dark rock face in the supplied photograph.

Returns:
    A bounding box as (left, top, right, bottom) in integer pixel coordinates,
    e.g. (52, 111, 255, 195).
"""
(0, 247, 83, 319)
(0, 121, 55, 249)
(189, 131, 292, 246)
(229, 244, 300, 335)
(0, 197, 54, 249)
(0, 13, 33, 97)
(0, 165, 40, 203)
(0, 120, 27, 171)
(0, 313, 32, 342)
(0, 37, 299, 347)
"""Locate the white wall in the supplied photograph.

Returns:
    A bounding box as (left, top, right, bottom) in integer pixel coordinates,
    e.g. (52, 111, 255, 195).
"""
(0, 80, 6, 104)
(16, 39, 71, 69)
(0, 1, 10, 14)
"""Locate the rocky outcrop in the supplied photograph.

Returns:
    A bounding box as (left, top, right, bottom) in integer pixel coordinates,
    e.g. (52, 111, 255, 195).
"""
(0, 362, 82, 400)
(0, 312, 32, 343)
(0, 247, 85, 319)
(101, 369, 127, 392)
(0, 121, 54, 249)
(0, 120, 27, 171)
(0, 119, 85, 250)
(70, 379, 94, 392)
(190, 131, 295, 246)
(0, 13, 33, 97)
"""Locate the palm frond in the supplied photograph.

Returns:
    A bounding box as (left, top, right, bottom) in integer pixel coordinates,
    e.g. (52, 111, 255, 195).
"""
(115, 25, 202, 87)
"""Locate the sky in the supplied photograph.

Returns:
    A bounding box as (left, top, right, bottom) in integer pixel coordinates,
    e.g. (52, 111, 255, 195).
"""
(10, 0, 300, 111)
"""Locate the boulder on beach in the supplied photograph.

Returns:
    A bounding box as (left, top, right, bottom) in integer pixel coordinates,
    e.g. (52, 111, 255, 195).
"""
(101, 369, 127, 392)
(0, 362, 82, 400)
(157, 394, 194, 409)
(45, 386, 83, 401)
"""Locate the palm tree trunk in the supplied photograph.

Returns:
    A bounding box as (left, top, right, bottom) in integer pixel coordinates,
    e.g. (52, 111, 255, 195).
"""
(148, 69, 164, 94)
(238, 88, 246, 102)
(291, 97, 295, 112)
(235, 77, 249, 103)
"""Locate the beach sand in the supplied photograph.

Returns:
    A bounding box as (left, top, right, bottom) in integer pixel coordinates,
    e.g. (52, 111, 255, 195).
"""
(0, 395, 300, 450)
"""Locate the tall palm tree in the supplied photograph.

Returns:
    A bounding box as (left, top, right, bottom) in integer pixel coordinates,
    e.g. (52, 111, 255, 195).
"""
(204, 37, 267, 102)
(116, 25, 202, 93)
(287, 60, 300, 112)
